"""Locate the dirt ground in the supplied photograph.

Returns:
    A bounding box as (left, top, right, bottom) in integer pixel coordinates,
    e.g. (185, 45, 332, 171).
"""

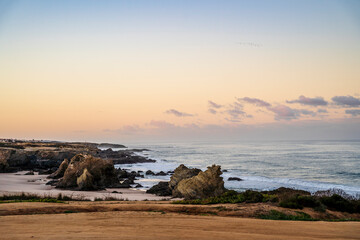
(1, 210, 359, 240)
(0, 201, 359, 240)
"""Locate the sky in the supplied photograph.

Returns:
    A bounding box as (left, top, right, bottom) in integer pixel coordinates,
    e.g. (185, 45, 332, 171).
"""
(0, 0, 360, 143)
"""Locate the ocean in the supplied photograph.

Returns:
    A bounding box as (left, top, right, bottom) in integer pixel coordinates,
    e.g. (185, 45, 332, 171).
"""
(113, 140, 360, 197)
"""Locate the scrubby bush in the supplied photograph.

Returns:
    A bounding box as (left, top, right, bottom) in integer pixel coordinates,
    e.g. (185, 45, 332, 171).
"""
(320, 194, 360, 213)
(259, 210, 315, 221)
(173, 190, 277, 205)
(280, 195, 322, 210)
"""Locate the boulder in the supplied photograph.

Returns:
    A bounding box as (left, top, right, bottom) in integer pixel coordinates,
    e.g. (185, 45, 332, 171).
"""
(76, 168, 94, 190)
(155, 171, 167, 176)
(146, 182, 172, 196)
(169, 164, 201, 190)
(228, 177, 242, 181)
(48, 159, 69, 179)
(172, 165, 225, 199)
(146, 170, 155, 175)
(56, 154, 120, 190)
(24, 170, 34, 175)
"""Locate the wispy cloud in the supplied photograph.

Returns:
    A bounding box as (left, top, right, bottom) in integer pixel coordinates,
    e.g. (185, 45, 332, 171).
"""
(345, 109, 360, 117)
(267, 105, 316, 120)
(287, 95, 328, 106)
(208, 108, 217, 114)
(332, 95, 360, 107)
(149, 120, 175, 128)
(208, 100, 223, 109)
(165, 109, 194, 117)
(238, 97, 271, 107)
(225, 102, 249, 122)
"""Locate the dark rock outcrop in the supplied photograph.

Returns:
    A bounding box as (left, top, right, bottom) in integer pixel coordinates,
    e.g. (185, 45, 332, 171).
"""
(228, 177, 242, 181)
(146, 170, 155, 175)
(172, 165, 226, 199)
(155, 171, 167, 176)
(24, 171, 34, 175)
(146, 182, 172, 196)
(48, 159, 69, 179)
(56, 154, 120, 190)
(0, 140, 156, 173)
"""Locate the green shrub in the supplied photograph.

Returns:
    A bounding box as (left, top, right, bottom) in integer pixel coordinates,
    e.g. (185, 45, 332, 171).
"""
(172, 190, 276, 205)
(259, 210, 316, 221)
(320, 194, 360, 213)
(279, 195, 322, 210)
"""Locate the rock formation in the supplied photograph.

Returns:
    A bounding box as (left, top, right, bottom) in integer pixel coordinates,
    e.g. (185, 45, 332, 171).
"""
(172, 165, 226, 199)
(146, 182, 172, 196)
(56, 154, 120, 190)
(169, 164, 201, 190)
(48, 159, 69, 179)
(148, 164, 225, 199)
(0, 140, 156, 173)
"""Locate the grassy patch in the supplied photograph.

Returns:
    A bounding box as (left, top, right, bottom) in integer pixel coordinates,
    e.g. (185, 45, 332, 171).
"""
(172, 190, 278, 205)
(0, 192, 89, 203)
(0, 198, 64, 204)
(259, 210, 316, 221)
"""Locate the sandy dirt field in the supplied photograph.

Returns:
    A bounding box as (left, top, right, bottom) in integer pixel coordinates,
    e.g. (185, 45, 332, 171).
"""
(1, 210, 359, 240)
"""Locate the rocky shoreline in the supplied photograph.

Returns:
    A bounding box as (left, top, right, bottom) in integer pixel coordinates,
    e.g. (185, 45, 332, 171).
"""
(0, 139, 227, 200)
(0, 139, 155, 174)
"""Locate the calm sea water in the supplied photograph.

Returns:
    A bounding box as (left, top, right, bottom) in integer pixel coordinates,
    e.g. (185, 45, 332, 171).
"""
(114, 140, 360, 196)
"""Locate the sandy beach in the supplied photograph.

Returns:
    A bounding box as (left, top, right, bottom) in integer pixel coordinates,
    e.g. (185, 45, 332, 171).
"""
(0, 172, 170, 201)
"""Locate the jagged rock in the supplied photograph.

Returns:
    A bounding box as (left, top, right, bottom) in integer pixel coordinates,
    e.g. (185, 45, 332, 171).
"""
(169, 164, 201, 190)
(46, 179, 59, 186)
(38, 168, 56, 175)
(25, 171, 34, 175)
(0, 149, 11, 172)
(228, 177, 242, 181)
(135, 183, 143, 188)
(118, 179, 131, 188)
(56, 154, 120, 190)
(146, 182, 172, 196)
(76, 168, 94, 190)
(173, 165, 225, 199)
(146, 170, 155, 175)
(48, 159, 69, 179)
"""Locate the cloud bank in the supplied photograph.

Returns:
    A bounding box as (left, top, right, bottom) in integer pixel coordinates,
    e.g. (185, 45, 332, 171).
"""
(287, 95, 328, 106)
(332, 96, 360, 107)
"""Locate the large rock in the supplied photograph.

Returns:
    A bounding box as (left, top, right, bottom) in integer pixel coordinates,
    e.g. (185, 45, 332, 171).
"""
(48, 159, 69, 179)
(76, 168, 94, 190)
(173, 165, 225, 199)
(0, 149, 11, 172)
(169, 164, 201, 190)
(56, 154, 120, 190)
(146, 182, 172, 196)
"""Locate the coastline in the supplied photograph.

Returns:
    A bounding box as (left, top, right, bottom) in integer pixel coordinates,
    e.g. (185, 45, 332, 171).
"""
(0, 171, 170, 201)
